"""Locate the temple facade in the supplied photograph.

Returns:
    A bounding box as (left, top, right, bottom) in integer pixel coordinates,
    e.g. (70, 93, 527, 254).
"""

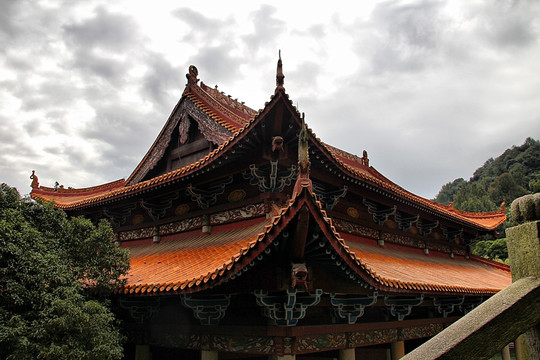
(31, 57, 511, 360)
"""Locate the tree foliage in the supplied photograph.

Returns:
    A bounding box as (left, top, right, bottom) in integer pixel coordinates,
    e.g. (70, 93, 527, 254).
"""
(0, 184, 130, 360)
(433, 138, 540, 261)
(434, 137, 540, 211)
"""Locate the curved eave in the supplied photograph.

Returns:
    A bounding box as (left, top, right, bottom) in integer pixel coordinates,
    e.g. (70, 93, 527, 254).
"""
(308, 134, 506, 231)
(118, 179, 510, 297)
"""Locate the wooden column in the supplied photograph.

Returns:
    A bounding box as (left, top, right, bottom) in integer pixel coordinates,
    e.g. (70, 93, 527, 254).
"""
(515, 337, 525, 360)
(339, 348, 355, 360)
(501, 344, 511, 360)
(391, 341, 405, 360)
(269, 356, 295, 360)
(201, 350, 218, 360)
(135, 345, 151, 360)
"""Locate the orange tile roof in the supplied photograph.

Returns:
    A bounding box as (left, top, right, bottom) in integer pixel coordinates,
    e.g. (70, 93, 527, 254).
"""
(118, 178, 511, 296)
(123, 218, 271, 295)
(342, 235, 511, 294)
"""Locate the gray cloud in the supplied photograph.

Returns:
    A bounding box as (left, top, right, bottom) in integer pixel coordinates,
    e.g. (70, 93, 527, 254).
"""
(475, 0, 540, 49)
(243, 5, 286, 54)
(63, 7, 138, 51)
(191, 46, 242, 84)
(173, 8, 230, 44)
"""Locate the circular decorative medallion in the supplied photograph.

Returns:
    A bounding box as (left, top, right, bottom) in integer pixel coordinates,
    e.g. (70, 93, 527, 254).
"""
(347, 207, 359, 218)
(228, 189, 246, 203)
(175, 204, 190, 216)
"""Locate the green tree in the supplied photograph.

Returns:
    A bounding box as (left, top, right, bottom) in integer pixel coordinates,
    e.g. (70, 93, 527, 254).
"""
(0, 184, 129, 360)
(472, 238, 508, 262)
(434, 178, 466, 204)
(453, 182, 498, 212)
(487, 172, 528, 207)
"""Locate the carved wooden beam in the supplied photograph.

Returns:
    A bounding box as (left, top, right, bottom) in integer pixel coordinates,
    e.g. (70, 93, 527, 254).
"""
(394, 211, 420, 232)
(433, 296, 465, 318)
(417, 218, 439, 236)
(363, 198, 397, 226)
(103, 204, 137, 227)
(384, 295, 424, 321)
(312, 182, 348, 210)
(180, 294, 231, 326)
(254, 289, 323, 326)
(243, 162, 297, 193)
(140, 192, 179, 221)
(186, 176, 233, 209)
(331, 292, 378, 324)
(118, 297, 160, 323)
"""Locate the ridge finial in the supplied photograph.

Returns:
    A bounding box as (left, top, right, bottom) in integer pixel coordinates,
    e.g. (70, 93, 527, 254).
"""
(275, 50, 285, 93)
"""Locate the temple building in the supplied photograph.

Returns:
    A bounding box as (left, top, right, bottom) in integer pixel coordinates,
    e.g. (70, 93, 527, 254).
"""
(30, 57, 511, 360)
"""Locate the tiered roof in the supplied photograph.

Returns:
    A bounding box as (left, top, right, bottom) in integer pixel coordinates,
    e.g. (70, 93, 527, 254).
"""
(30, 59, 510, 297)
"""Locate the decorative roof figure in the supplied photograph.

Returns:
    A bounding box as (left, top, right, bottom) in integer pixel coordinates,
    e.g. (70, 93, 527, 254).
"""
(186, 65, 199, 86)
(30, 170, 39, 189)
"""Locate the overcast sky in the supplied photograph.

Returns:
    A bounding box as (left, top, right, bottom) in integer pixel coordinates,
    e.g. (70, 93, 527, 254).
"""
(1, 0, 539, 200)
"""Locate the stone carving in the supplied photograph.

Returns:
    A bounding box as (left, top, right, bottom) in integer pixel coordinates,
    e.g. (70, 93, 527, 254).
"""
(511, 193, 540, 224)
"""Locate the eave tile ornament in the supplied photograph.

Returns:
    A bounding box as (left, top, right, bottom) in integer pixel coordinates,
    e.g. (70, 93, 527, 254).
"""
(330, 292, 378, 324)
(254, 289, 323, 326)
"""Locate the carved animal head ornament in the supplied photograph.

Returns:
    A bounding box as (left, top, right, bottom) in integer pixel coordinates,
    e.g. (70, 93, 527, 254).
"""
(271, 136, 284, 153)
(291, 262, 309, 290)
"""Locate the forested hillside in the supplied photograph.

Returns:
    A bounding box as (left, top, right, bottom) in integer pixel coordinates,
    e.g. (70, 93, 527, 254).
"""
(433, 137, 540, 261)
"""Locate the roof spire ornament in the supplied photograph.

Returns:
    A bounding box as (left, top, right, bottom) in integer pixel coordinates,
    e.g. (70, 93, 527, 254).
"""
(275, 50, 285, 94)
(298, 113, 310, 178)
(293, 113, 312, 197)
(186, 65, 199, 86)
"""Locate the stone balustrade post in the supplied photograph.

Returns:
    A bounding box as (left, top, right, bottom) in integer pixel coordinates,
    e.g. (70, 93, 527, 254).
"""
(506, 193, 540, 360)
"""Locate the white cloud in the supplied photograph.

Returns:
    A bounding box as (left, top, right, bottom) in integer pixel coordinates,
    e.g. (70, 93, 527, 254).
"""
(1, 0, 539, 200)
